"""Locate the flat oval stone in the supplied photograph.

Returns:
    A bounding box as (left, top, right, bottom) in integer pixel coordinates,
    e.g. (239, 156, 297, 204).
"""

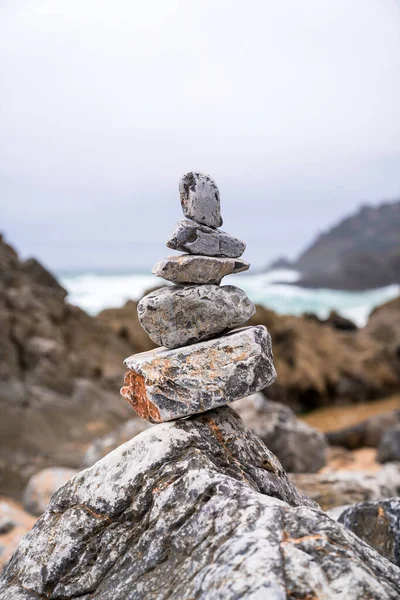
(179, 172, 222, 228)
(137, 284, 255, 348)
(121, 325, 276, 422)
(152, 255, 250, 285)
(166, 218, 246, 258)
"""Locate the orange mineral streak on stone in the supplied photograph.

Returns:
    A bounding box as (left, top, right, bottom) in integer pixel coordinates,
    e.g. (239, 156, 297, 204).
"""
(282, 531, 325, 546)
(120, 370, 162, 423)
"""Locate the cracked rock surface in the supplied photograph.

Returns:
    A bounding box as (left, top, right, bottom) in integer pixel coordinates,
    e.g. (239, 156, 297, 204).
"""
(137, 284, 255, 348)
(121, 326, 276, 422)
(166, 218, 246, 258)
(152, 254, 249, 285)
(2, 406, 400, 599)
(179, 172, 222, 228)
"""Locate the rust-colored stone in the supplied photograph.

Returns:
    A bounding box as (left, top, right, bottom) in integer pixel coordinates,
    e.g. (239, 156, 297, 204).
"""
(120, 370, 162, 423)
(122, 326, 276, 423)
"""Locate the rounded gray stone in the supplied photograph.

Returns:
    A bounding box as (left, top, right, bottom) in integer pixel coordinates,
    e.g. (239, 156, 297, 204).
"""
(137, 284, 256, 348)
(166, 218, 246, 258)
(152, 254, 250, 285)
(179, 172, 222, 228)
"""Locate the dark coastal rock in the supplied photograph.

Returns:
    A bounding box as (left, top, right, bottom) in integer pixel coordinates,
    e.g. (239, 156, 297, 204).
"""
(166, 218, 246, 258)
(339, 498, 400, 567)
(2, 406, 400, 599)
(325, 310, 358, 330)
(291, 463, 400, 510)
(266, 256, 295, 270)
(121, 326, 276, 422)
(232, 393, 327, 473)
(304, 310, 358, 331)
(138, 284, 255, 348)
(152, 254, 249, 285)
(295, 200, 400, 290)
(327, 411, 400, 450)
(22, 467, 79, 516)
(378, 425, 400, 463)
(179, 171, 222, 228)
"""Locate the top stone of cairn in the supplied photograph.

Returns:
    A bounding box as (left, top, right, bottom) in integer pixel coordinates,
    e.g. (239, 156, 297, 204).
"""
(179, 172, 222, 229)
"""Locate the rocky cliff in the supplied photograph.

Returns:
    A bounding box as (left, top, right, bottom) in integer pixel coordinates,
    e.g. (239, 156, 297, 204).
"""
(293, 199, 400, 289)
(1, 406, 399, 599)
(0, 235, 137, 497)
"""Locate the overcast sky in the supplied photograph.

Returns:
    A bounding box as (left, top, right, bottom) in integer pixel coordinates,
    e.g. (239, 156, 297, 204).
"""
(1, 0, 400, 270)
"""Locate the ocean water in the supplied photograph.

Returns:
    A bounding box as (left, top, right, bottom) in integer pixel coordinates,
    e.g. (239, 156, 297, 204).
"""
(58, 268, 399, 327)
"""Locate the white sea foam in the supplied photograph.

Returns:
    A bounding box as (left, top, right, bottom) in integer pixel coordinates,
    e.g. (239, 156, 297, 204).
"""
(59, 270, 400, 327)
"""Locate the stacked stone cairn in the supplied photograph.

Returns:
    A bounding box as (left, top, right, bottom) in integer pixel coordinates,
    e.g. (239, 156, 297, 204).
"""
(120, 172, 277, 423)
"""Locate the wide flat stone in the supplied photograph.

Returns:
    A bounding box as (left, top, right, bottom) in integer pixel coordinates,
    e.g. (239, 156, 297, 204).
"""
(166, 218, 246, 258)
(152, 254, 250, 285)
(137, 284, 255, 348)
(121, 325, 276, 422)
(179, 172, 222, 228)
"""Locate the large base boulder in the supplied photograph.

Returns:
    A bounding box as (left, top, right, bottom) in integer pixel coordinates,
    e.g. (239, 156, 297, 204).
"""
(2, 407, 400, 599)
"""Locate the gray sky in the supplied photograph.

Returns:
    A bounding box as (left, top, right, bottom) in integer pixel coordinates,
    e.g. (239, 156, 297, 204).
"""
(1, 0, 400, 270)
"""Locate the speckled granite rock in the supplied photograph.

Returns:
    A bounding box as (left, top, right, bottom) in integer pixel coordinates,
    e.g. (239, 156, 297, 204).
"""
(179, 172, 222, 228)
(137, 284, 255, 349)
(339, 498, 400, 567)
(121, 326, 276, 423)
(152, 254, 249, 285)
(166, 218, 246, 258)
(2, 406, 400, 600)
